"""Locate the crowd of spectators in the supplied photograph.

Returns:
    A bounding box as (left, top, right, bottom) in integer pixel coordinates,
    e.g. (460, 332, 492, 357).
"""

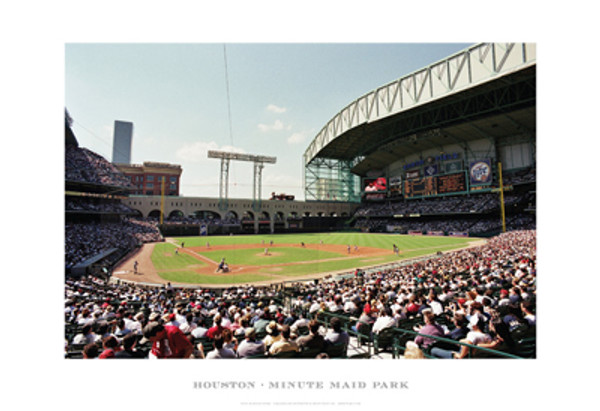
(354, 212, 535, 235)
(158, 215, 242, 226)
(66, 145, 133, 188)
(353, 192, 536, 218)
(65, 229, 536, 359)
(65, 218, 162, 268)
(502, 167, 536, 186)
(66, 198, 135, 214)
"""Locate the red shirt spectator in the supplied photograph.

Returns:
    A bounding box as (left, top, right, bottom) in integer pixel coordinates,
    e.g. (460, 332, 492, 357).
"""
(143, 322, 193, 359)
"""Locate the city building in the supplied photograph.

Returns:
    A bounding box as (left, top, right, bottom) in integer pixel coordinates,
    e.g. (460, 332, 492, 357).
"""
(112, 120, 133, 164)
(115, 162, 182, 196)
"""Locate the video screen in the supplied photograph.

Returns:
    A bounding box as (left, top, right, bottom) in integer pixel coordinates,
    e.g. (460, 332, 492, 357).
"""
(363, 177, 387, 192)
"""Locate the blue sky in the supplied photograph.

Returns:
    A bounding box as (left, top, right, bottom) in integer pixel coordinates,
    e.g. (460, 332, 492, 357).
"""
(65, 43, 472, 200)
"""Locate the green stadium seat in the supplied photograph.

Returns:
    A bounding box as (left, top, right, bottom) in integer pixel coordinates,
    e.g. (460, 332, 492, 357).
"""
(325, 342, 348, 358)
(193, 336, 214, 353)
(515, 337, 536, 358)
(373, 328, 397, 358)
(298, 346, 323, 359)
(65, 350, 84, 359)
(270, 350, 298, 359)
(296, 325, 309, 336)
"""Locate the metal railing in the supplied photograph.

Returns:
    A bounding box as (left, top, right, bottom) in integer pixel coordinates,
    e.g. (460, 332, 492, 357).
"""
(311, 310, 530, 359)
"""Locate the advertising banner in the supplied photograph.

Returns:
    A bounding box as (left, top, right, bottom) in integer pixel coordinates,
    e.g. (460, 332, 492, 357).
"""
(444, 160, 463, 173)
(426, 231, 444, 236)
(448, 231, 469, 237)
(389, 175, 403, 197)
(389, 176, 402, 187)
(408, 230, 423, 235)
(406, 170, 420, 179)
(469, 159, 493, 185)
(424, 164, 439, 177)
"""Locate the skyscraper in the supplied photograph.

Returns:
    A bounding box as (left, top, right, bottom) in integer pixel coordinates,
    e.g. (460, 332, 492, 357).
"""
(112, 120, 133, 164)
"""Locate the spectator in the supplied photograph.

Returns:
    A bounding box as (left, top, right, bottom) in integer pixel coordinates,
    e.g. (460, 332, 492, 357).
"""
(205, 334, 236, 359)
(142, 321, 194, 359)
(114, 334, 145, 358)
(222, 328, 238, 352)
(371, 307, 397, 335)
(206, 314, 224, 339)
(237, 328, 266, 358)
(262, 321, 282, 350)
(269, 325, 299, 356)
(413, 309, 445, 349)
(324, 317, 349, 347)
(296, 320, 325, 352)
(179, 313, 197, 335)
(521, 300, 536, 326)
(99, 335, 120, 359)
(83, 343, 99, 359)
(72, 324, 99, 346)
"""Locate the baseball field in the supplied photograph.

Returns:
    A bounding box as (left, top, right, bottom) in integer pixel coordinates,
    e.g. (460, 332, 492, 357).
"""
(114, 232, 482, 287)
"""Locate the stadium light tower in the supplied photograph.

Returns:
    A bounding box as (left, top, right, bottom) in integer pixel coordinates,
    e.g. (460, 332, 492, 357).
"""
(208, 150, 277, 211)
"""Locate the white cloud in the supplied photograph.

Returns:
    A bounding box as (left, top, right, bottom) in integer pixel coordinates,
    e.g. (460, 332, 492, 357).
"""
(287, 131, 307, 145)
(266, 104, 287, 114)
(175, 141, 245, 163)
(263, 173, 303, 196)
(257, 119, 291, 132)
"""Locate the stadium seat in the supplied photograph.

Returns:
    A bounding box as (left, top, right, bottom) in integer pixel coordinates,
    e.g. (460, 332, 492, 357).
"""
(65, 350, 84, 359)
(373, 328, 398, 358)
(193, 336, 214, 353)
(296, 325, 309, 336)
(325, 342, 348, 359)
(511, 324, 535, 341)
(515, 337, 536, 359)
(67, 343, 88, 352)
(298, 346, 323, 359)
(270, 350, 298, 359)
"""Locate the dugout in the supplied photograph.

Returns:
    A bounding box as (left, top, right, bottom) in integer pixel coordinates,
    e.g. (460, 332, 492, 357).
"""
(69, 248, 119, 278)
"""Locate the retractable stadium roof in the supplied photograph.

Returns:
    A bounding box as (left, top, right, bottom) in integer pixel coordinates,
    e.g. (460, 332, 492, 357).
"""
(303, 43, 536, 177)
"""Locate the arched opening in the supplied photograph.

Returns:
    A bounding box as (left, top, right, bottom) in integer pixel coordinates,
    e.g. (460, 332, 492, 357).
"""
(168, 209, 185, 219)
(224, 210, 239, 222)
(192, 210, 222, 221)
(275, 211, 285, 221)
(330, 211, 338, 217)
(241, 211, 255, 221)
(260, 211, 270, 221)
(304, 211, 311, 217)
(130, 209, 143, 218)
(148, 209, 161, 219)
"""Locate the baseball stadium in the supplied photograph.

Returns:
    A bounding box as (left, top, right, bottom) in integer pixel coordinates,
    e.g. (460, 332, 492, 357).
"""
(65, 43, 536, 360)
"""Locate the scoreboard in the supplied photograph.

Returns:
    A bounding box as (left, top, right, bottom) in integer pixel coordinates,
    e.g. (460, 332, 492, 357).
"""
(404, 177, 436, 198)
(404, 172, 467, 198)
(436, 172, 466, 194)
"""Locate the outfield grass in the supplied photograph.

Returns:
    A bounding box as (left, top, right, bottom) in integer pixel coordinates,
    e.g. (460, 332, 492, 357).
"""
(175, 232, 473, 250)
(151, 233, 478, 285)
